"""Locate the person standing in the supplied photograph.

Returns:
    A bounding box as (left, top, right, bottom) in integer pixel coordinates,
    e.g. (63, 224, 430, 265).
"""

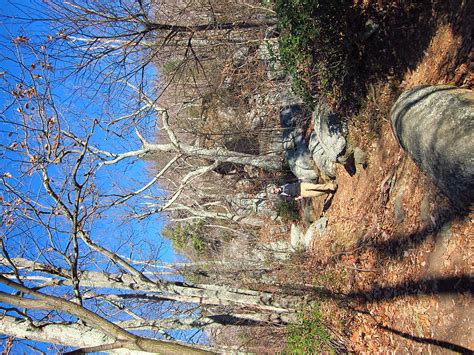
(270, 181, 337, 200)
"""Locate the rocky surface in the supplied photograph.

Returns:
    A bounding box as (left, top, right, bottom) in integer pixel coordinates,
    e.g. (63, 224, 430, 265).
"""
(263, 240, 294, 261)
(232, 46, 249, 68)
(276, 98, 348, 181)
(290, 217, 328, 250)
(280, 104, 319, 181)
(290, 223, 305, 250)
(303, 217, 328, 247)
(227, 191, 278, 220)
(391, 85, 474, 206)
(258, 38, 286, 81)
(308, 102, 347, 178)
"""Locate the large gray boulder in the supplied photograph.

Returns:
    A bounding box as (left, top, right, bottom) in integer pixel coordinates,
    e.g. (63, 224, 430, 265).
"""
(308, 102, 347, 178)
(391, 85, 474, 206)
(280, 105, 319, 181)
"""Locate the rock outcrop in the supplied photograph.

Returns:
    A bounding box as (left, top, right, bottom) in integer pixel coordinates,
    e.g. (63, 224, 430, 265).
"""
(391, 85, 474, 206)
(290, 223, 305, 250)
(280, 104, 319, 181)
(258, 38, 286, 81)
(290, 217, 328, 250)
(308, 102, 347, 178)
(227, 191, 278, 220)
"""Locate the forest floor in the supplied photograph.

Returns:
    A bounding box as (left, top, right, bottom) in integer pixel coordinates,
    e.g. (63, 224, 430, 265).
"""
(281, 0, 473, 353)
(302, 127, 473, 353)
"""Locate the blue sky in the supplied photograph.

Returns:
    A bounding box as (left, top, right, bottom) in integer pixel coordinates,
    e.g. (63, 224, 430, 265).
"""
(0, 0, 199, 352)
(0, 0, 180, 262)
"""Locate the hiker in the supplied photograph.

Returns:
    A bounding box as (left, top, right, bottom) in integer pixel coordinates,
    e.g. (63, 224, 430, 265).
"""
(270, 181, 337, 201)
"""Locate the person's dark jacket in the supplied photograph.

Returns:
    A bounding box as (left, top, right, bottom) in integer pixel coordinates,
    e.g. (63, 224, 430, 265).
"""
(279, 182, 301, 198)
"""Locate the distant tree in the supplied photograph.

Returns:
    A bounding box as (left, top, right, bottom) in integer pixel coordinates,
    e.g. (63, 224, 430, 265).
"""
(41, 0, 277, 88)
(0, 6, 298, 352)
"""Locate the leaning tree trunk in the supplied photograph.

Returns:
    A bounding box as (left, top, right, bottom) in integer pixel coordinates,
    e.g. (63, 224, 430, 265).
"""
(0, 276, 213, 355)
(143, 141, 281, 171)
(1, 257, 304, 312)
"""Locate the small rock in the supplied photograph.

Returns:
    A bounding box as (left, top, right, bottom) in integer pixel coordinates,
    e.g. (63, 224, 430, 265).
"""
(353, 147, 368, 167)
(290, 223, 306, 250)
(302, 217, 328, 248)
(393, 187, 405, 224)
(232, 46, 249, 67)
(222, 76, 232, 89)
(419, 196, 431, 225)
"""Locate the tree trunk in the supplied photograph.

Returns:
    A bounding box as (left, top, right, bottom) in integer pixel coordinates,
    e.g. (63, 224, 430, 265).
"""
(0, 276, 214, 355)
(145, 19, 277, 33)
(1, 257, 302, 312)
(143, 142, 281, 171)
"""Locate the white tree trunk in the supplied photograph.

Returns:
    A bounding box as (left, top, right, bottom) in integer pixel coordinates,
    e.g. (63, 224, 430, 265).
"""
(0, 316, 211, 354)
(1, 257, 302, 312)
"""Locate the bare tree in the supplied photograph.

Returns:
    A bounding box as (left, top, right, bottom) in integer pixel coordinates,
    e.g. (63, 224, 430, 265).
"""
(20, 0, 277, 91)
(2, 0, 284, 231)
(0, 10, 297, 352)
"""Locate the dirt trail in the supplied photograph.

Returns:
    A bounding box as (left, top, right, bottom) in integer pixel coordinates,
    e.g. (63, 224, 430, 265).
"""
(304, 1, 473, 352)
(314, 126, 473, 353)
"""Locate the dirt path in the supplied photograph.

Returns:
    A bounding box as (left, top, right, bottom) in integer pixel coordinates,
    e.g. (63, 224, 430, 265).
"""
(303, 1, 473, 352)
(312, 126, 473, 353)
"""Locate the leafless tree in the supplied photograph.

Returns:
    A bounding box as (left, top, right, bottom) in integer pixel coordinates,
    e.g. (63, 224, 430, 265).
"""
(2, 0, 284, 226)
(12, 0, 276, 93)
(0, 10, 299, 352)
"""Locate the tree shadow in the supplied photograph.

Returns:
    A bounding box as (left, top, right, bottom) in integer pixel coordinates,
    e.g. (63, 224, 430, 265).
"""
(350, 306, 474, 353)
(340, 0, 473, 111)
(297, 274, 472, 351)
(284, 274, 472, 303)
(346, 275, 473, 302)
(355, 199, 469, 261)
(378, 324, 473, 354)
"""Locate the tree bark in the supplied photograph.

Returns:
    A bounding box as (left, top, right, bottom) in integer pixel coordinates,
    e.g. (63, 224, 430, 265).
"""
(1, 256, 302, 312)
(144, 19, 277, 34)
(0, 276, 213, 355)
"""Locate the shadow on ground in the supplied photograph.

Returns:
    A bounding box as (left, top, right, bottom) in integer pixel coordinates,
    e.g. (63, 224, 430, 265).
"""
(340, 0, 473, 111)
